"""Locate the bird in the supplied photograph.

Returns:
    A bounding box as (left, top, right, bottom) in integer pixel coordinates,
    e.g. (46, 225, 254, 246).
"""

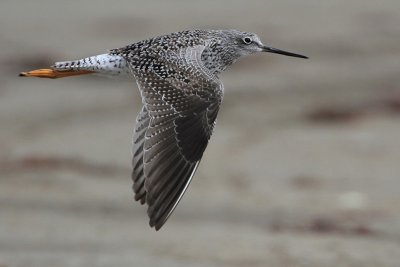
(20, 29, 307, 230)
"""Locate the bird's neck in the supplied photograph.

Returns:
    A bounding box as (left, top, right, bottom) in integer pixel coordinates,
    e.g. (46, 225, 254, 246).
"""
(201, 44, 239, 76)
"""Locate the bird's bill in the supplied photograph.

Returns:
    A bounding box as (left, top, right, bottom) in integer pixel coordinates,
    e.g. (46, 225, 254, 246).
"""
(262, 46, 308, 59)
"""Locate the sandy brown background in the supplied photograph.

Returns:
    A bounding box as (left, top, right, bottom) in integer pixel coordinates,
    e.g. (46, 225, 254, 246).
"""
(1, 0, 400, 266)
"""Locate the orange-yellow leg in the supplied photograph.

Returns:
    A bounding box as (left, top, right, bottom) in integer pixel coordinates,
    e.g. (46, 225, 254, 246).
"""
(19, 69, 95, 79)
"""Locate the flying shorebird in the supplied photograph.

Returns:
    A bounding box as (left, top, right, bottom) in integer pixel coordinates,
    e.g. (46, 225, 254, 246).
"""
(20, 29, 307, 230)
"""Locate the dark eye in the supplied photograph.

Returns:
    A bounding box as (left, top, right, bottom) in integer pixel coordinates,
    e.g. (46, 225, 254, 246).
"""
(243, 37, 252, 44)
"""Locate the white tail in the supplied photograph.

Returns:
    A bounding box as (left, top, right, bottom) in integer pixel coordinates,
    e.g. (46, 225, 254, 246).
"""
(53, 54, 131, 77)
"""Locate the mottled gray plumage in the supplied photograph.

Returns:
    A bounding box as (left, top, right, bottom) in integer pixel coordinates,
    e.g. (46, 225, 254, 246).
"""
(112, 29, 307, 230)
(24, 29, 307, 230)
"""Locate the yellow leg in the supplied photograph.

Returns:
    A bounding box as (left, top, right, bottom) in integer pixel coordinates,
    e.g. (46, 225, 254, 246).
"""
(19, 69, 95, 79)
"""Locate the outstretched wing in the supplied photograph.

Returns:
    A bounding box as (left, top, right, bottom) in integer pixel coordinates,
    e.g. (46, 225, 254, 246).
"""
(129, 45, 223, 230)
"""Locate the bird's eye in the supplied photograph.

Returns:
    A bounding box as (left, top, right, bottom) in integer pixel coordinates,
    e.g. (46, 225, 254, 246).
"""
(243, 37, 252, 44)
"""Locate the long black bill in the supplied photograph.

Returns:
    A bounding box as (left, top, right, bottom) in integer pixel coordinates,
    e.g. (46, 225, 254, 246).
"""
(262, 46, 308, 59)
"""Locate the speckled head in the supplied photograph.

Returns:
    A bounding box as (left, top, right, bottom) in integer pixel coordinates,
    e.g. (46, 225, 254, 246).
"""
(202, 29, 307, 74)
(217, 29, 308, 58)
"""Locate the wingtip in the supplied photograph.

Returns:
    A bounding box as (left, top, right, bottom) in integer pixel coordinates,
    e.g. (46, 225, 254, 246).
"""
(149, 219, 164, 231)
(149, 221, 157, 230)
(154, 222, 164, 231)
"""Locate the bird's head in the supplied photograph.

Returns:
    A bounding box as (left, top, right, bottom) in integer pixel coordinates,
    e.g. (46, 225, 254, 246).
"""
(217, 29, 308, 60)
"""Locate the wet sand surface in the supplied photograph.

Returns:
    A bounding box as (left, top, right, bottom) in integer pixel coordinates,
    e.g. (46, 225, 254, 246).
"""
(1, 1, 400, 266)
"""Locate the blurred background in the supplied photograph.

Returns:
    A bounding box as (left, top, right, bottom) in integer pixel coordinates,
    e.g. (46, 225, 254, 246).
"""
(1, 0, 400, 266)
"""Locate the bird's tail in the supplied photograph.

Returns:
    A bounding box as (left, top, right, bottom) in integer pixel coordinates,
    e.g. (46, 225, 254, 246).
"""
(19, 54, 130, 79)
